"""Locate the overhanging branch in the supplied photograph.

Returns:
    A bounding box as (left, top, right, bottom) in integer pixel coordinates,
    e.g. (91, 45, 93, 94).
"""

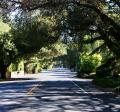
(83, 36, 102, 44)
(89, 43, 106, 55)
(75, 3, 120, 32)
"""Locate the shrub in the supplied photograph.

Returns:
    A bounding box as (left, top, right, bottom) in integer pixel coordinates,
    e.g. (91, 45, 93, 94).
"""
(78, 54, 102, 75)
(18, 60, 24, 71)
(10, 63, 17, 71)
(96, 66, 111, 78)
(93, 77, 120, 88)
(34, 63, 43, 73)
(24, 63, 35, 74)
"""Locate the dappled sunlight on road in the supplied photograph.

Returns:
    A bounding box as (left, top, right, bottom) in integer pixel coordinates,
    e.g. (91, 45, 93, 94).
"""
(0, 68, 120, 112)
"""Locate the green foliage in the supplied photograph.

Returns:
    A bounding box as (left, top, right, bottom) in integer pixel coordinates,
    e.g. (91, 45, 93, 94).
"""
(0, 20, 17, 78)
(66, 45, 79, 70)
(11, 63, 17, 71)
(18, 60, 24, 71)
(33, 63, 43, 74)
(7, 63, 15, 72)
(0, 33, 17, 67)
(24, 61, 49, 74)
(60, 1, 120, 83)
(0, 19, 10, 33)
(12, 17, 59, 54)
(61, 4, 97, 36)
(96, 66, 111, 78)
(0, 0, 119, 82)
(25, 63, 35, 74)
(78, 54, 102, 74)
(23, 42, 67, 73)
(93, 77, 120, 89)
(0, 15, 60, 78)
(96, 57, 120, 78)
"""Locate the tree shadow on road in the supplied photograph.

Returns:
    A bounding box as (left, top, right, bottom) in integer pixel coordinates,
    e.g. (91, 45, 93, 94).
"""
(0, 79, 120, 112)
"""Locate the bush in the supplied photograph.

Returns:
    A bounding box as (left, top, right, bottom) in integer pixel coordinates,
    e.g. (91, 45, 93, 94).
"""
(34, 63, 43, 73)
(25, 62, 44, 74)
(18, 60, 24, 71)
(9, 63, 17, 71)
(96, 66, 111, 78)
(93, 77, 120, 88)
(24, 63, 34, 74)
(78, 54, 102, 76)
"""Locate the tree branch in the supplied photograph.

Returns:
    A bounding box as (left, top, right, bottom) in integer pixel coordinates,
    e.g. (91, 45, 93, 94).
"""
(89, 43, 106, 55)
(83, 36, 102, 44)
(111, 0, 120, 7)
(75, 3, 120, 32)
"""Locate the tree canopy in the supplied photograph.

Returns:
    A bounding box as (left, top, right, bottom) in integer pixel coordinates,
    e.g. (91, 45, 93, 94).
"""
(0, 0, 120, 80)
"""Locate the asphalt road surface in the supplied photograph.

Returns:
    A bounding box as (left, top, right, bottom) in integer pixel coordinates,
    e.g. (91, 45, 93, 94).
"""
(0, 68, 120, 112)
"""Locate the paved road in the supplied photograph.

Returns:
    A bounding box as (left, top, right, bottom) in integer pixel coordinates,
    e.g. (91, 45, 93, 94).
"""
(0, 68, 120, 112)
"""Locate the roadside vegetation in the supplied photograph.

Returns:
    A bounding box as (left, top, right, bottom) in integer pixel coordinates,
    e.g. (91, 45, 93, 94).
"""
(0, 0, 120, 93)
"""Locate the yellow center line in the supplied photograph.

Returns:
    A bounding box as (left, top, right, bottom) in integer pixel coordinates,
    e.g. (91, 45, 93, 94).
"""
(27, 84, 40, 95)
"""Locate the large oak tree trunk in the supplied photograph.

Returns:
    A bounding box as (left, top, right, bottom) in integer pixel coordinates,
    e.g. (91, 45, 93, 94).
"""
(0, 68, 7, 79)
(0, 61, 8, 79)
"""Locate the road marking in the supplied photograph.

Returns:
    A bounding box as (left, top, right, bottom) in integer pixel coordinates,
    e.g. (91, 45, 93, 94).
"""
(71, 80, 88, 94)
(27, 84, 40, 95)
(59, 69, 89, 94)
(26, 69, 87, 95)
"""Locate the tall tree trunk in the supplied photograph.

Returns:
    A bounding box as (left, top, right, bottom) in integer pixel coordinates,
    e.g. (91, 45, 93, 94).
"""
(0, 62, 7, 79)
(0, 68, 7, 79)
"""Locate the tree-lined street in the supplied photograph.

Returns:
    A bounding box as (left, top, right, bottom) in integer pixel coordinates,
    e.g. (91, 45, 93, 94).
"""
(0, 68, 120, 112)
(0, 0, 120, 111)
